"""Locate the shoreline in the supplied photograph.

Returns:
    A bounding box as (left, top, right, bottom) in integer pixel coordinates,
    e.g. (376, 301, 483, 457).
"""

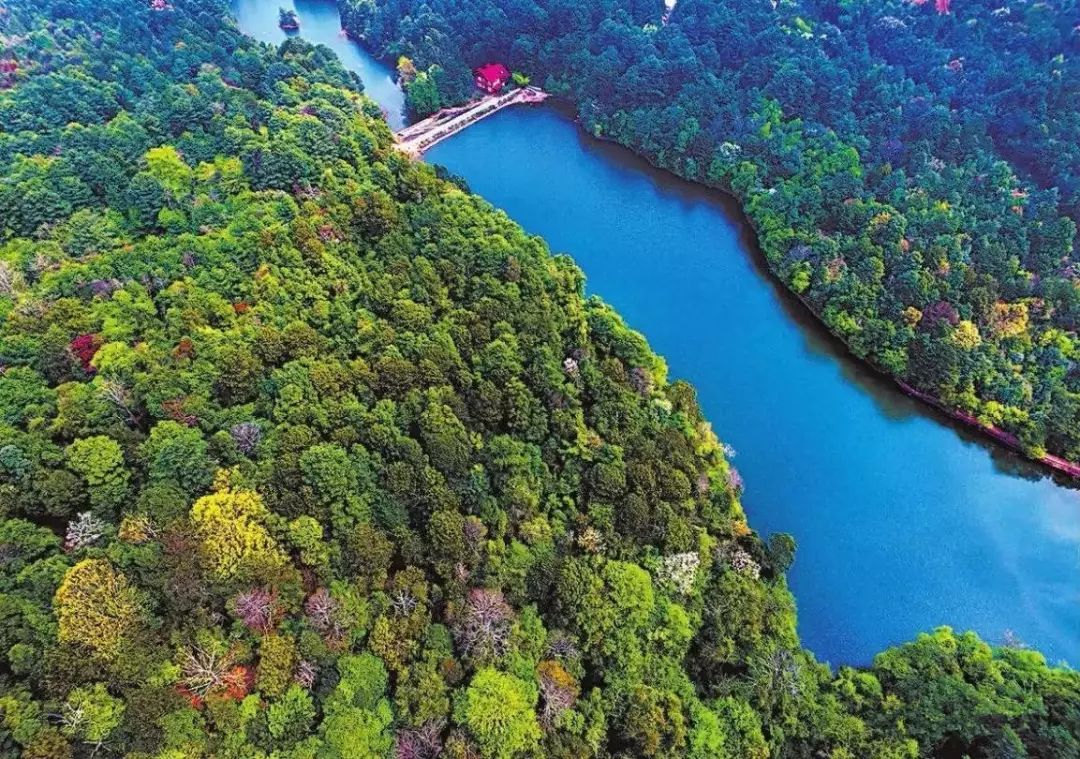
(894, 380, 1080, 479)
(332, 26, 1080, 483)
(565, 106, 1080, 482)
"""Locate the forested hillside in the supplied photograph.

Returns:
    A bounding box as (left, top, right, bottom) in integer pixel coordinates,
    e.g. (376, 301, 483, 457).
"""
(0, 0, 1077, 756)
(341, 0, 1080, 470)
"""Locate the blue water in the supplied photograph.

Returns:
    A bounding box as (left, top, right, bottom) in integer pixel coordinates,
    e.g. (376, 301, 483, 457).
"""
(233, 0, 406, 129)
(232, 0, 1080, 667)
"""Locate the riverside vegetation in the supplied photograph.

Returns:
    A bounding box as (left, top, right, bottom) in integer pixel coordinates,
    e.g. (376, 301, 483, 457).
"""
(0, 0, 1077, 757)
(340, 0, 1080, 472)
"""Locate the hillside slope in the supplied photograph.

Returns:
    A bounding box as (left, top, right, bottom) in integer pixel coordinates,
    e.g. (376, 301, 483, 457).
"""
(0, 0, 1076, 756)
(342, 0, 1080, 473)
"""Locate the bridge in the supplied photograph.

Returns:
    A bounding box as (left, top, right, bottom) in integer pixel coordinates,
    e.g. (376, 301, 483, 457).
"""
(394, 87, 549, 156)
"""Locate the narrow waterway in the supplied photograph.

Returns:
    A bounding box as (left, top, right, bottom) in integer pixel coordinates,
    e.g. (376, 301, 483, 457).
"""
(232, 0, 1080, 666)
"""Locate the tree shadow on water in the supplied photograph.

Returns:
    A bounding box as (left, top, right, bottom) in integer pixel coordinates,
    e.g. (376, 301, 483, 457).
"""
(562, 108, 1077, 491)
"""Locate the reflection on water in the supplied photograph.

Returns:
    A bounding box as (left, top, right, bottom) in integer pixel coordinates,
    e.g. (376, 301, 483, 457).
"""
(432, 108, 1080, 667)
(231, 0, 1080, 667)
(232, 0, 406, 129)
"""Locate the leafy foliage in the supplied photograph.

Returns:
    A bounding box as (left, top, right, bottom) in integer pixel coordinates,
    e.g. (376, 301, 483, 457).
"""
(342, 0, 1080, 468)
(0, 0, 1074, 756)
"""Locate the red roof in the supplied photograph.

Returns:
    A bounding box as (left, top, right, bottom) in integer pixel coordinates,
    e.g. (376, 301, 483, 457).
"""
(474, 63, 510, 86)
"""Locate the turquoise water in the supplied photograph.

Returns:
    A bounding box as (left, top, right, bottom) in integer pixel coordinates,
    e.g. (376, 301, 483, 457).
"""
(232, 0, 1080, 667)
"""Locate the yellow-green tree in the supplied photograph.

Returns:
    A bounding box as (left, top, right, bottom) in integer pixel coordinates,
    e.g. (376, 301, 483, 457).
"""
(66, 435, 129, 515)
(53, 559, 145, 659)
(454, 668, 541, 759)
(257, 634, 298, 698)
(190, 487, 287, 585)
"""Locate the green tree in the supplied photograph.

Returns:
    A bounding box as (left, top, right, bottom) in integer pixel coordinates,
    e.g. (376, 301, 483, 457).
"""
(418, 402, 472, 476)
(326, 654, 389, 713)
(268, 685, 316, 745)
(318, 702, 394, 759)
(404, 68, 444, 118)
(299, 443, 368, 532)
(318, 653, 394, 759)
(141, 421, 213, 494)
(59, 683, 124, 746)
(0, 368, 54, 426)
(66, 436, 129, 515)
(454, 669, 541, 759)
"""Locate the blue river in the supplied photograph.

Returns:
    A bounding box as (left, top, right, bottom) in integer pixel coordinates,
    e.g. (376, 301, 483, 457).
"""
(232, 0, 1080, 667)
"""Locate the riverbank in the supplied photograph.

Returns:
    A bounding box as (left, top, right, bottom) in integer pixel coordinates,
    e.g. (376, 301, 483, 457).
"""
(422, 105, 1080, 664)
(896, 381, 1080, 479)
(337, 15, 1080, 479)
(557, 109, 1080, 482)
(328, 3, 1080, 481)
(232, 0, 1080, 666)
(393, 86, 549, 155)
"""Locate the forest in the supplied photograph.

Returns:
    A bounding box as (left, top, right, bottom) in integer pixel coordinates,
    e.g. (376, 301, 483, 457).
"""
(339, 0, 1080, 470)
(0, 0, 1077, 756)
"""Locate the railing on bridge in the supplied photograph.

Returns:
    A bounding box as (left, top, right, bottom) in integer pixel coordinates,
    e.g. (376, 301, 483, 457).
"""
(394, 87, 549, 156)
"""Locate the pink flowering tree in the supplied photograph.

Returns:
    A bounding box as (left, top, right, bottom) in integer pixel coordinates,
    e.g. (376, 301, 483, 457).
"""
(231, 587, 280, 633)
(305, 587, 348, 644)
(453, 588, 513, 661)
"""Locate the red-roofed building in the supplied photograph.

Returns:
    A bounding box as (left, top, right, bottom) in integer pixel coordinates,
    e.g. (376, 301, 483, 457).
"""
(474, 63, 510, 94)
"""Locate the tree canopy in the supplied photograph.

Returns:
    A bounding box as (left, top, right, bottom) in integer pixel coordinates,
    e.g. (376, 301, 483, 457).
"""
(342, 0, 1080, 469)
(0, 0, 1074, 756)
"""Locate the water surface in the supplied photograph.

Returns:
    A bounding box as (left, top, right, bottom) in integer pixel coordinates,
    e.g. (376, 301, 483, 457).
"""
(232, 0, 1080, 667)
(233, 0, 406, 129)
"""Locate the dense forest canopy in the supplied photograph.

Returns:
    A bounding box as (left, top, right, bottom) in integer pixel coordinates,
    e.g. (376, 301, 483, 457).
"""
(340, 0, 1080, 469)
(0, 0, 1077, 756)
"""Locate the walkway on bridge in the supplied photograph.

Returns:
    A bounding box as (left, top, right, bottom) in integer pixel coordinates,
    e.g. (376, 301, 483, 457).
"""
(394, 87, 549, 156)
